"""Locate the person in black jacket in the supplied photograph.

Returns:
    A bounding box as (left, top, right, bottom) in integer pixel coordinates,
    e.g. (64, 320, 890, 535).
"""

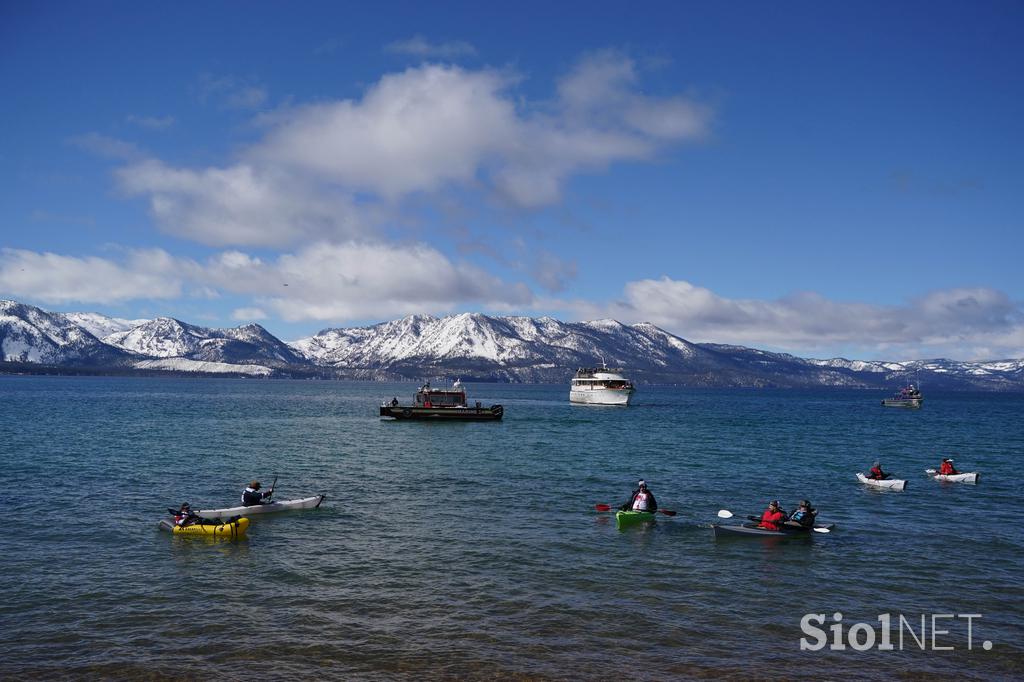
(619, 479, 658, 513)
(242, 480, 273, 506)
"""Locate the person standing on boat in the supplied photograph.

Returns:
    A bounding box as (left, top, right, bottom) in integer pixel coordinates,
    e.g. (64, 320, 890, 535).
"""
(242, 480, 273, 506)
(868, 461, 887, 480)
(939, 458, 959, 475)
(757, 500, 788, 530)
(619, 480, 657, 513)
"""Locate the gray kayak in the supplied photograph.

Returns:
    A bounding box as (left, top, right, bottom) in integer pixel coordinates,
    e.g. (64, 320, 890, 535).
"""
(197, 494, 326, 520)
(712, 522, 835, 538)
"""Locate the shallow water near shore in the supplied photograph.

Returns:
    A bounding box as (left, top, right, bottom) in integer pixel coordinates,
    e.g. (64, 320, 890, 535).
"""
(1, 376, 1022, 679)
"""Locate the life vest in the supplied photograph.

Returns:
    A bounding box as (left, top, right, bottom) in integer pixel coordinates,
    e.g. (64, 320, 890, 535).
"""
(940, 461, 956, 475)
(760, 509, 785, 530)
(632, 491, 651, 511)
(869, 466, 884, 479)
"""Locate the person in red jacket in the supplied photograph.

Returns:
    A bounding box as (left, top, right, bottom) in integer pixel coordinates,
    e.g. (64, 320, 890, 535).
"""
(758, 500, 788, 530)
(939, 458, 959, 475)
(868, 461, 887, 480)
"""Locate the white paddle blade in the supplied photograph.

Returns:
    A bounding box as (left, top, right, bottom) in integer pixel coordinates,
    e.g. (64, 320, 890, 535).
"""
(924, 469, 936, 474)
(812, 527, 831, 534)
(717, 509, 734, 518)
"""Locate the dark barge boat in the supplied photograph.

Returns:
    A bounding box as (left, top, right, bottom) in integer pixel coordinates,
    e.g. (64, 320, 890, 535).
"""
(380, 381, 503, 421)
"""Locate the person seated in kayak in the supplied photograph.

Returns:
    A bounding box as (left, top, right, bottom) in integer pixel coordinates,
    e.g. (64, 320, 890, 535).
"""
(174, 503, 202, 527)
(757, 500, 788, 530)
(868, 461, 887, 480)
(619, 479, 657, 513)
(242, 480, 273, 506)
(786, 500, 816, 528)
(939, 458, 959, 475)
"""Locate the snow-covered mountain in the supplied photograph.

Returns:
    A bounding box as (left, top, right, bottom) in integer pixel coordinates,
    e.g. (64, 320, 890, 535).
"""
(0, 301, 300, 373)
(292, 312, 1024, 389)
(0, 300, 135, 366)
(3, 299, 1023, 389)
(103, 317, 305, 366)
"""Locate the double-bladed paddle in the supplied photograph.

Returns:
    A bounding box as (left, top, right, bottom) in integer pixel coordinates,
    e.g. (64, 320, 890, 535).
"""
(594, 503, 676, 516)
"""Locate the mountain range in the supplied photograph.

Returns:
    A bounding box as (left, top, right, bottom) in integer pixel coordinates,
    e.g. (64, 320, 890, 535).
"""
(2, 299, 1023, 390)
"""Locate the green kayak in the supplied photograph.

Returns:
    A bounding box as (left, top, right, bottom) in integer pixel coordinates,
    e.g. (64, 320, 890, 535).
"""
(615, 510, 656, 527)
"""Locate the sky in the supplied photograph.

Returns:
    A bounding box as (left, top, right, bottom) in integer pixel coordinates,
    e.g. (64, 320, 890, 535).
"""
(1, 1, 1022, 361)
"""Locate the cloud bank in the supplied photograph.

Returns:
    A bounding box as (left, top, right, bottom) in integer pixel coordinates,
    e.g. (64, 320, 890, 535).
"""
(574, 277, 1024, 360)
(0, 243, 532, 323)
(114, 53, 710, 248)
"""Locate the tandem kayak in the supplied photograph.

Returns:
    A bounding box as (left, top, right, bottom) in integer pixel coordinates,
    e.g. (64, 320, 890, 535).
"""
(196, 494, 327, 520)
(856, 472, 907, 491)
(158, 516, 249, 539)
(925, 469, 979, 484)
(713, 522, 835, 538)
(616, 510, 655, 527)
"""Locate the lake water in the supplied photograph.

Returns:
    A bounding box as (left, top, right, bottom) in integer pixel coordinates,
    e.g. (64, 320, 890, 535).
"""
(1, 376, 1022, 679)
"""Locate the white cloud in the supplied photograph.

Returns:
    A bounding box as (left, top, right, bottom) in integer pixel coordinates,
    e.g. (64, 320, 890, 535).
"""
(203, 241, 534, 321)
(114, 55, 710, 251)
(0, 248, 190, 304)
(115, 160, 367, 247)
(385, 35, 477, 58)
(0, 242, 533, 324)
(572, 277, 1024, 360)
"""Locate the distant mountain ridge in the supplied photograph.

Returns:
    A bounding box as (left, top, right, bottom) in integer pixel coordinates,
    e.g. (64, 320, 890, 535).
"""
(2, 299, 1023, 390)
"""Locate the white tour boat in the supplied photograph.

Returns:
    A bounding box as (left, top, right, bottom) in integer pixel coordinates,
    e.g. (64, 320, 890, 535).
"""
(569, 361, 635, 406)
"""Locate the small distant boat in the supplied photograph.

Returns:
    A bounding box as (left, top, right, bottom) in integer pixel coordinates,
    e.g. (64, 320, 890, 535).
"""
(925, 469, 979, 484)
(857, 472, 907, 491)
(380, 380, 503, 421)
(881, 383, 923, 408)
(570, 361, 635, 406)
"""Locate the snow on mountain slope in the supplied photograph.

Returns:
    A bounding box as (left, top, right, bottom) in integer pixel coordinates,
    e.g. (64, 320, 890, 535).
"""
(60, 312, 149, 339)
(292, 312, 713, 372)
(134, 358, 273, 376)
(105, 318, 304, 365)
(0, 300, 131, 365)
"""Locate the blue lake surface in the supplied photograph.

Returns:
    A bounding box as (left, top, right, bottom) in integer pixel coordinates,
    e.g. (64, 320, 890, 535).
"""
(1, 376, 1022, 679)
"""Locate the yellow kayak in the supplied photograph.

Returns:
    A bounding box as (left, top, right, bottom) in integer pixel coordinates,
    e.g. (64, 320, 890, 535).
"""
(159, 516, 249, 539)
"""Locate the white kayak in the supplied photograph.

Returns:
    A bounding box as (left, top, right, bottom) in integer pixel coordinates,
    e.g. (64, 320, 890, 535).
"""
(197, 494, 326, 520)
(856, 473, 907, 491)
(925, 469, 979, 484)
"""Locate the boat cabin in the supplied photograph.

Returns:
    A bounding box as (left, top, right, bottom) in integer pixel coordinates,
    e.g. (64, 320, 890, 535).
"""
(413, 381, 468, 408)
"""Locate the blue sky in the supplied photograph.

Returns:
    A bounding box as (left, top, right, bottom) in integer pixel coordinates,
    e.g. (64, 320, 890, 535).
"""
(2, 1, 1021, 360)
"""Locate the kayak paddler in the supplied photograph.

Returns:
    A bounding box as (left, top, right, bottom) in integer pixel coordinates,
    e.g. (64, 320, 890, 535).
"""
(174, 503, 199, 527)
(757, 500, 788, 530)
(786, 500, 817, 528)
(868, 461, 887, 480)
(619, 479, 657, 513)
(939, 458, 959, 475)
(242, 480, 274, 506)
